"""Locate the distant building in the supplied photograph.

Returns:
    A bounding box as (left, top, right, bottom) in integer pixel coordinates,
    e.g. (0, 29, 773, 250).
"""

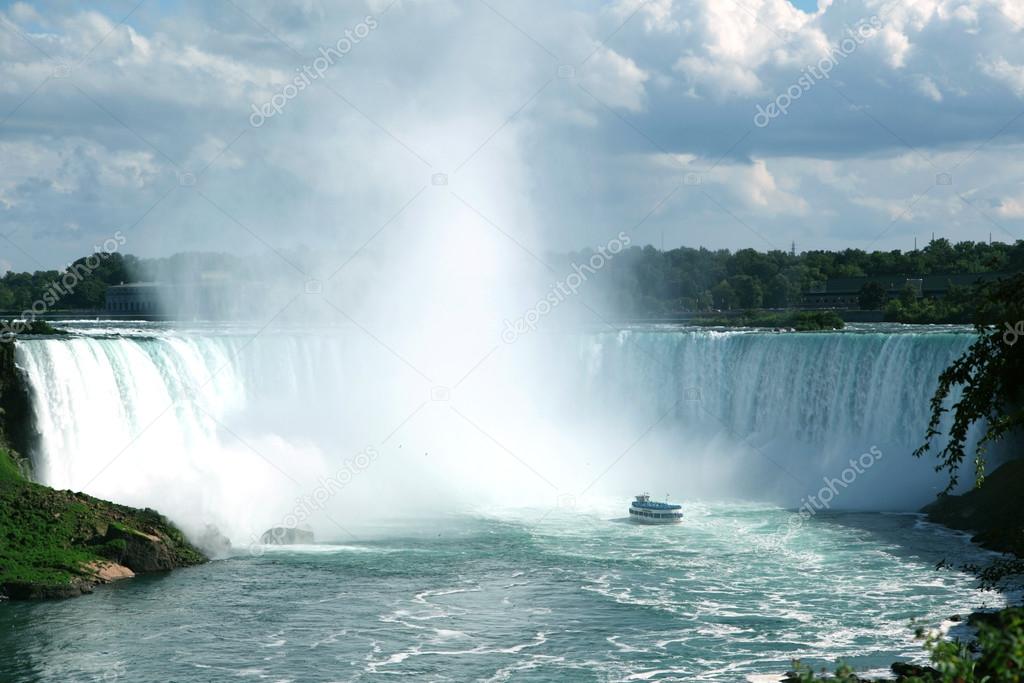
(104, 280, 265, 319)
(105, 283, 165, 314)
(800, 272, 1012, 309)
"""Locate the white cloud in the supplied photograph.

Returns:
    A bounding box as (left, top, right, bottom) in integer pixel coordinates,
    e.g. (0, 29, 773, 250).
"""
(879, 26, 911, 68)
(997, 195, 1024, 218)
(613, 0, 679, 33)
(9, 2, 41, 23)
(731, 159, 809, 215)
(981, 57, 1024, 96)
(659, 156, 810, 216)
(581, 48, 650, 112)
(915, 74, 943, 101)
(674, 55, 763, 98)
(0, 138, 160, 200)
(0, 9, 287, 109)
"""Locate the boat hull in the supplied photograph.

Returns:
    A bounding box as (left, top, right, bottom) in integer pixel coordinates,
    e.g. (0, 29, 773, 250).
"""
(628, 507, 683, 524)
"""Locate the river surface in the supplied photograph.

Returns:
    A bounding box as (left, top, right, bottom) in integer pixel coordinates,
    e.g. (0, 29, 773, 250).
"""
(0, 503, 1004, 682)
(1, 323, 1004, 681)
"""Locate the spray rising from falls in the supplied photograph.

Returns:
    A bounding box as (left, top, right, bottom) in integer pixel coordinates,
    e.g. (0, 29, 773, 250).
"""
(15, 327, 975, 543)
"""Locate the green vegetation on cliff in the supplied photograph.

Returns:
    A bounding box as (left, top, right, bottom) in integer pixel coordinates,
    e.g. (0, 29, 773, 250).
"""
(0, 447, 206, 599)
(0, 446, 22, 482)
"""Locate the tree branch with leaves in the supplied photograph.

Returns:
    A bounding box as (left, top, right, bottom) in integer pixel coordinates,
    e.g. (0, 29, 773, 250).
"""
(914, 272, 1024, 492)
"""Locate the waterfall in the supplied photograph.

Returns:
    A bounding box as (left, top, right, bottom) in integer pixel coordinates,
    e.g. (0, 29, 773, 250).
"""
(568, 328, 976, 509)
(14, 327, 976, 542)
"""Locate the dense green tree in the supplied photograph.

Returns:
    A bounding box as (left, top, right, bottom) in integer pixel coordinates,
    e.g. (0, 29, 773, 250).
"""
(728, 274, 763, 308)
(728, 249, 778, 282)
(0, 252, 139, 312)
(765, 274, 792, 308)
(858, 281, 887, 310)
(899, 282, 919, 307)
(711, 280, 737, 310)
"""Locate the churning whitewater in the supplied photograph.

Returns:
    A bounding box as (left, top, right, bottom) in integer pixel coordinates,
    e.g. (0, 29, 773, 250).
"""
(0, 503, 1005, 682)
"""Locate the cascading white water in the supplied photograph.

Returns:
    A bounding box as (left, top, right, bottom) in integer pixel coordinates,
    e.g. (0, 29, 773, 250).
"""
(566, 328, 977, 509)
(14, 326, 976, 544)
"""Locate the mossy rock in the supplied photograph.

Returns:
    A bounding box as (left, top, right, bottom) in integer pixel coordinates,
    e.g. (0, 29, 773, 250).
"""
(0, 467, 207, 600)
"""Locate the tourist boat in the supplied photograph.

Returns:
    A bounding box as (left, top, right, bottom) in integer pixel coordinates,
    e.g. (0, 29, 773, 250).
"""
(628, 493, 683, 524)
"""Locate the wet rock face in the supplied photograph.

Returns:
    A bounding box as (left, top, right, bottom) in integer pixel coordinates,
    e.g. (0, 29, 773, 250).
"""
(1, 579, 95, 600)
(921, 459, 1024, 557)
(260, 527, 315, 545)
(102, 524, 177, 573)
(0, 342, 38, 464)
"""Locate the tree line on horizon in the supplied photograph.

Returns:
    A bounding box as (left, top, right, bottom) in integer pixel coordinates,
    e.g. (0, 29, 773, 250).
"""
(558, 238, 1024, 318)
(1, 239, 1023, 315)
(0, 252, 251, 312)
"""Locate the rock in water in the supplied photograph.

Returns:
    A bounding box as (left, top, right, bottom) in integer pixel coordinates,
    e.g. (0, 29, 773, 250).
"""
(891, 661, 941, 680)
(260, 527, 315, 545)
(195, 524, 233, 559)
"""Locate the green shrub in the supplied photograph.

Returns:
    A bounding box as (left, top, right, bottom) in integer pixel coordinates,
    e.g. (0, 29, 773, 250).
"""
(789, 609, 1024, 682)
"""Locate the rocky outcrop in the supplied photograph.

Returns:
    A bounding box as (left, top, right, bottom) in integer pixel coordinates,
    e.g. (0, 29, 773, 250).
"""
(260, 527, 315, 545)
(921, 458, 1024, 557)
(101, 523, 184, 573)
(84, 561, 135, 582)
(888, 662, 942, 680)
(0, 463, 208, 601)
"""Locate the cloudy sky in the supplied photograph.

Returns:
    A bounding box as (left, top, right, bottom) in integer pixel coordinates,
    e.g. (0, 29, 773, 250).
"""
(1, 0, 1023, 273)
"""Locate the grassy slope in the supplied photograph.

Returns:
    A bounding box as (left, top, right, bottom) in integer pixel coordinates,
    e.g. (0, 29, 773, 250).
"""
(0, 446, 206, 599)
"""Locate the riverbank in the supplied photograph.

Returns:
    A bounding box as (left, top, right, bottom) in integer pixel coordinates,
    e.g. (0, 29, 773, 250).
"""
(0, 446, 207, 600)
(922, 458, 1024, 558)
(787, 459, 1024, 681)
